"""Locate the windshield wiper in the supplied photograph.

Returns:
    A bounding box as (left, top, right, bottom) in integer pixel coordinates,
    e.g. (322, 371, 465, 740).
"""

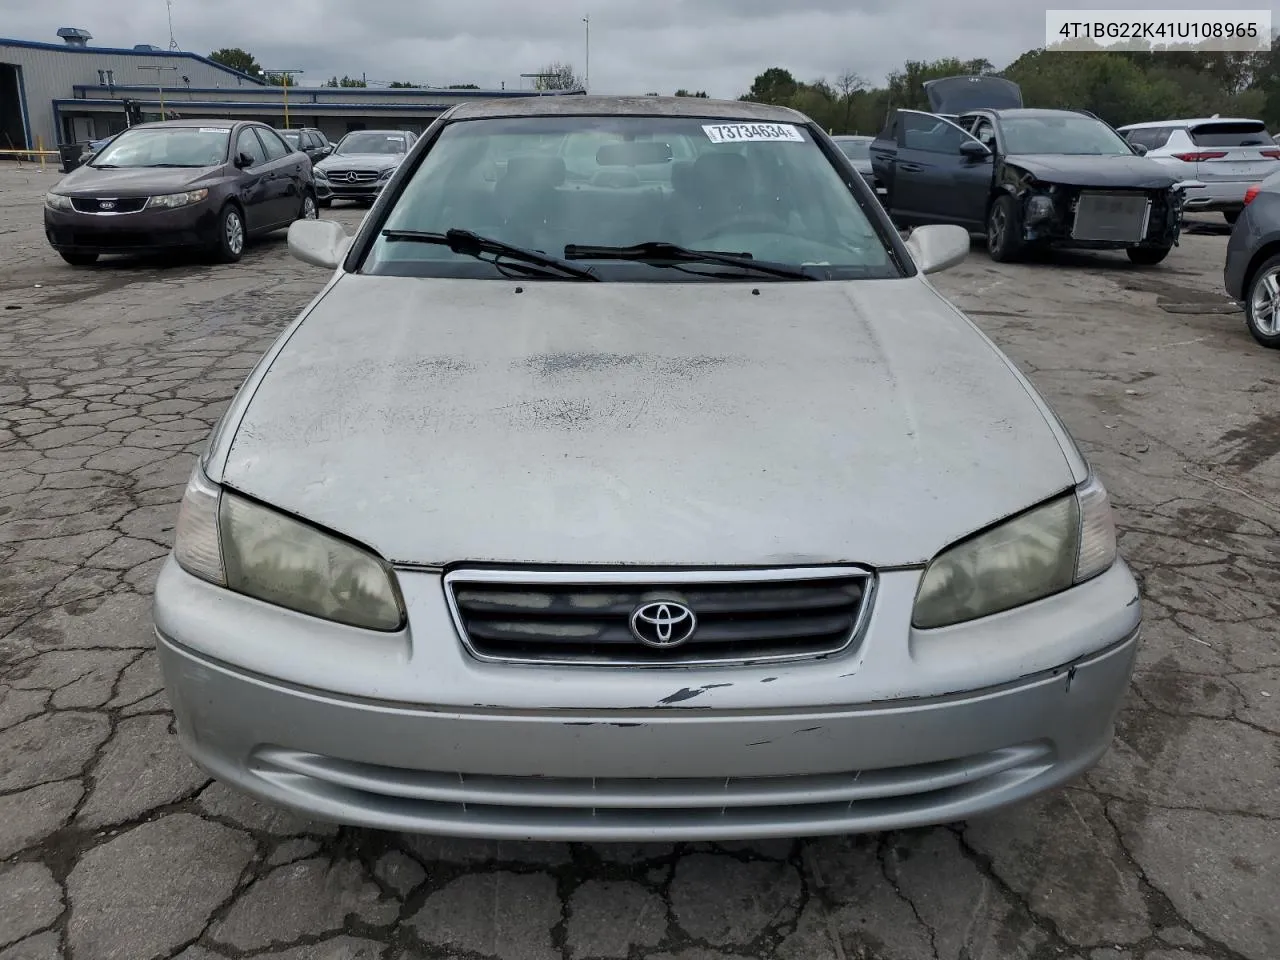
(563, 241, 815, 280)
(380, 228, 599, 281)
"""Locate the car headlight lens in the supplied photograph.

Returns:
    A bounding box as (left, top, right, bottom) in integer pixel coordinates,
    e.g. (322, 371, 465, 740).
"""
(45, 192, 74, 211)
(173, 467, 405, 631)
(144, 189, 209, 210)
(379, 167, 394, 181)
(315, 168, 329, 180)
(912, 474, 1118, 629)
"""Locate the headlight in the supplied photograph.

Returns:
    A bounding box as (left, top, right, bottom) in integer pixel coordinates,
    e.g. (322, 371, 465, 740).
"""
(45, 193, 74, 211)
(379, 167, 394, 181)
(315, 168, 329, 180)
(1025, 194, 1056, 224)
(912, 474, 1118, 629)
(173, 467, 405, 631)
(144, 189, 209, 210)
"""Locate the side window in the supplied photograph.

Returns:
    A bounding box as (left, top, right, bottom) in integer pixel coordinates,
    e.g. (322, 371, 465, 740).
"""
(901, 113, 976, 154)
(973, 119, 996, 148)
(306, 133, 322, 150)
(235, 127, 266, 167)
(256, 128, 290, 161)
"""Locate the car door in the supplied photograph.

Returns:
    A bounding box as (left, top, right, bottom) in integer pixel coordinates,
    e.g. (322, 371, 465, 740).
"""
(232, 126, 272, 233)
(255, 127, 306, 225)
(892, 110, 992, 227)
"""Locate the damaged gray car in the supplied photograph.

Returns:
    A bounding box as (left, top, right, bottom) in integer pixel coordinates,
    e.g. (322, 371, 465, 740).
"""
(153, 95, 1142, 842)
(870, 77, 1187, 264)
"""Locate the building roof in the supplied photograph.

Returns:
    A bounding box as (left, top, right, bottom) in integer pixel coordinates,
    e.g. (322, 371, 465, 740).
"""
(447, 95, 809, 123)
(0, 36, 265, 86)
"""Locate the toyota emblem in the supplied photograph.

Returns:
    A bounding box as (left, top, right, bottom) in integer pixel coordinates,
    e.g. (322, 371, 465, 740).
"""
(629, 601, 697, 648)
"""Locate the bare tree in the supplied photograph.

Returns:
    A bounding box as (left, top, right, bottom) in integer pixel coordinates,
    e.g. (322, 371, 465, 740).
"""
(533, 62, 585, 91)
(835, 70, 867, 132)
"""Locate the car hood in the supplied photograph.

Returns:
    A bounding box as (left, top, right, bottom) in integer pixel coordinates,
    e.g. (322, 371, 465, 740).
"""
(317, 153, 403, 171)
(1006, 154, 1178, 189)
(924, 75, 1023, 114)
(54, 164, 221, 196)
(219, 276, 1076, 568)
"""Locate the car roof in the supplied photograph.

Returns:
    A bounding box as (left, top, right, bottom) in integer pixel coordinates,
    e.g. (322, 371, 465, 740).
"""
(833, 134, 873, 141)
(1117, 117, 1264, 129)
(447, 94, 808, 124)
(127, 119, 242, 130)
(976, 108, 1096, 120)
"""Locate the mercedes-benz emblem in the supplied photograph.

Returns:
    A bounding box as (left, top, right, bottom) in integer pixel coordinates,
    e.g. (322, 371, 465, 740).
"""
(345, 171, 359, 183)
(629, 601, 697, 648)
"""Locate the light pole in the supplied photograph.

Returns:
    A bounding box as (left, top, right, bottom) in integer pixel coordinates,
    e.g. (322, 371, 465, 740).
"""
(137, 65, 177, 118)
(582, 15, 590, 92)
(264, 69, 304, 127)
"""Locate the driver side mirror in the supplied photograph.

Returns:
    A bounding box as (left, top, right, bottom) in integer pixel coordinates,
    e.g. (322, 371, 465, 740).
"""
(234, 152, 255, 169)
(1130, 142, 1148, 156)
(959, 140, 991, 161)
(288, 218, 352, 270)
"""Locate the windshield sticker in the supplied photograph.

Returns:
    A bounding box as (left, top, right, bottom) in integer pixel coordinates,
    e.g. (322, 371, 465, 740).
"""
(199, 128, 228, 134)
(702, 123, 804, 144)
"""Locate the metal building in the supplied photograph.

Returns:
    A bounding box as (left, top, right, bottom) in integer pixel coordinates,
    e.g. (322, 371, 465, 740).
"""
(1, 28, 583, 156)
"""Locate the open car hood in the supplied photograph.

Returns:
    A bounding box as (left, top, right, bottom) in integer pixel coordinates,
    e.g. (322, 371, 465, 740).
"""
(924, 75, 1023, 114)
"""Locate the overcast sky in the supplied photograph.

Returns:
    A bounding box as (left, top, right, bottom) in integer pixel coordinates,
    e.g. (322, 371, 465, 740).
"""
(3, 1, 1276, 96)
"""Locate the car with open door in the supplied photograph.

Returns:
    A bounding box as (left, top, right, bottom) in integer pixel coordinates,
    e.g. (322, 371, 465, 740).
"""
(871, 78, 1187, 265)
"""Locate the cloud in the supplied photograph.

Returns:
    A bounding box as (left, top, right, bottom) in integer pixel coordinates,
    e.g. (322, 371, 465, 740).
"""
(0, 0, 1224, 97)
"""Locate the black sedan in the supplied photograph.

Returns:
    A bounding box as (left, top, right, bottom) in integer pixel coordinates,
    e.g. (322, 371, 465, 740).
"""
(44, 119, 318, 266)
(870, 78, 1187, 265)
(1224, 174, 1280, 348)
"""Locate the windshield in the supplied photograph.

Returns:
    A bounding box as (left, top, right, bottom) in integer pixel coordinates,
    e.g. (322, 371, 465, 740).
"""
(92, 127, 229, 168)
(336, 132, 407, 155)
(836, 139, 871, 160)
(365, 115, 896, 281)
(279, 131, 301, 146)
(1000, 115, 1134, 156)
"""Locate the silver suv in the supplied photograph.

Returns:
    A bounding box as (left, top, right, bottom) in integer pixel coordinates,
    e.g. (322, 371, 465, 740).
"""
(1118, 117, 1279, 223)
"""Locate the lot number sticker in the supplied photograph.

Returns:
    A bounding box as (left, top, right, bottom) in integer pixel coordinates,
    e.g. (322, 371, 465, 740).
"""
(702, 123, 804, 144)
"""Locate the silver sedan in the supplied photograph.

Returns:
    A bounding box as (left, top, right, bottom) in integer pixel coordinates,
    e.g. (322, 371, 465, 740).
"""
(154, 95, 1141, 841)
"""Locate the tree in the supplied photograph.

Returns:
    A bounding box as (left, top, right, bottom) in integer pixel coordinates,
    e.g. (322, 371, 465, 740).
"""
(323, 75, 367, 88)
(741, 67, 798, 104)
(263, 72, 296, 87)
(389, 81, 421, 88)
(209, 47, 262, 79)
(674, 89, 709, 97)
(834, 70, 866, 132)
(447, 83, 479, 89)
(533, 62, 583, 91)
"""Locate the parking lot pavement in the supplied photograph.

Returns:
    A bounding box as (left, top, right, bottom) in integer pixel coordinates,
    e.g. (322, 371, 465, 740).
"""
(0, 162, 1276, 960)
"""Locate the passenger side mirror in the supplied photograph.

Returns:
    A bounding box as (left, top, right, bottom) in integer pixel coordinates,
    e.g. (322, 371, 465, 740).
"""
(234, 152, 255, 169)
(288, 218, 352, 270)
(1131, 142, 1148, 156)
(906, 224, 970, 275)
(959, 140, 990, 161)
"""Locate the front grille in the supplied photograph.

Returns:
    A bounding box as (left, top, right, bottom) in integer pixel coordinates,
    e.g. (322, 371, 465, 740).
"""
(445, 568, 873, 666)
(324, 169, 380, 182)
(70, 196, 148, 214)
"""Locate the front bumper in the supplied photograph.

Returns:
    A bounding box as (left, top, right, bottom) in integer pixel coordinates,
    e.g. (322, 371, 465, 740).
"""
(1019, 186, 1183, 250)
(155, 557, 1142, 841)
(44, 204, 219, 255)
(316, 178, 386, 200)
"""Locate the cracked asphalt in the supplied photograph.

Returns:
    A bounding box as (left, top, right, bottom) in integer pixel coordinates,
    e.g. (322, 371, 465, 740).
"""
(1, 162, 1277, 960)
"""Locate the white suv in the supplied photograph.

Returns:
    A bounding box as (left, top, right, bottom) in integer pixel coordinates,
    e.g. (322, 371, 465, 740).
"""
(1118, 118, 1278, 223)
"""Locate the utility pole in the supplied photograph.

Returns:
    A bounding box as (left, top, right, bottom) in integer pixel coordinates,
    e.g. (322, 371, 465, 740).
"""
(137, 65, 177, 118)
(264, 69, 304, 127)
(582, 15, 590, 92)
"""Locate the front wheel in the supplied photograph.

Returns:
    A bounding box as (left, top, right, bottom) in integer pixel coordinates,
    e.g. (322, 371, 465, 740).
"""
(1126, 245, 1171, 266)
(1244, 254, 1280, 348)
(212, 204, 246, 263)
(986, 194, 1025, 262)
(58, 251, 98, 266)
(298, 191, 318, 221)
